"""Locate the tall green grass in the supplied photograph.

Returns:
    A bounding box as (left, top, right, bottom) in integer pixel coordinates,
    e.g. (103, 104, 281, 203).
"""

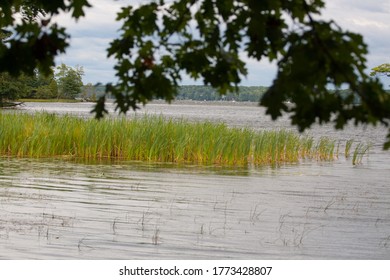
(0, 112, 363, 166)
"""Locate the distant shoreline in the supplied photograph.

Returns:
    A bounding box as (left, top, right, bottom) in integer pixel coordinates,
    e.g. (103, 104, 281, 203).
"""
(16, 98, 261, 107)
(17, 98, 82, 103)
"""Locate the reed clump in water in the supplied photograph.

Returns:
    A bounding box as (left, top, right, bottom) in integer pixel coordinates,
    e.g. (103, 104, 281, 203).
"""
(352, 142, 370, 165)
(0, 112, 358, 166)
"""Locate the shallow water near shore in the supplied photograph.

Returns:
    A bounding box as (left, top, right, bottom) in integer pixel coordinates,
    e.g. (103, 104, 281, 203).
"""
(1, 101, 389, 259)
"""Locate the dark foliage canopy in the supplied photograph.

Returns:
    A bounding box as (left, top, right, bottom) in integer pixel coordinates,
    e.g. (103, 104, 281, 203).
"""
(1, 0, 390, 148)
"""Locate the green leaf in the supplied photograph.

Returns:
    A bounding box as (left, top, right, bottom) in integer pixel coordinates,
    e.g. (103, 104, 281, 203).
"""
(70, 0, 92, 19)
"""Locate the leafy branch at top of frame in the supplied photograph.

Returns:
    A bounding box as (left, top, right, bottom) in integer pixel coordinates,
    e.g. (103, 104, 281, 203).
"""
(0, 0, 91, 76)
(260, 1, 390, 146)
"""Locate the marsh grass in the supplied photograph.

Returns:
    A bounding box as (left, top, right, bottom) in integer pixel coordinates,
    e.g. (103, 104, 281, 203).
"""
(352, 142, 370, 165)
(345, 139, 354, 158)
(0, 112, 363, 166)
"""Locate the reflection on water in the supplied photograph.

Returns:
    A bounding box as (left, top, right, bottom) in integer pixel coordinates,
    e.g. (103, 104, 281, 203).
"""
(1, 102, 390, 259)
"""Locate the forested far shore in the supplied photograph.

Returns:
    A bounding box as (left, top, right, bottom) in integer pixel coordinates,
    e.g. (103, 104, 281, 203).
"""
(1, 64, 384, 105)
(90, 85, 368, 103)
(92, 85, 269, 102)
(0, 64, 84, 107)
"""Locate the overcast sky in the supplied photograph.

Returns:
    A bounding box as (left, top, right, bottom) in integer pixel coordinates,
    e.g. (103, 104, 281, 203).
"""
(55, 0, 390, 88)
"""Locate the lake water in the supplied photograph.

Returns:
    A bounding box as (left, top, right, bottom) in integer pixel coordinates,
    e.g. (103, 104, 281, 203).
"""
(0, 101, 389, 259)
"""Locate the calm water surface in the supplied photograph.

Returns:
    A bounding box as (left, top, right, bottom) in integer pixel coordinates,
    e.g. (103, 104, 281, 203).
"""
(0, 102, 389, 259)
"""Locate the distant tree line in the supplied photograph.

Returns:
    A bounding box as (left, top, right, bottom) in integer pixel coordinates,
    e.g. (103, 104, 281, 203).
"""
(1, 62, 387, 107)
(88, 85, 267, 102)
(89, 85, 269, 102)
(0, 64, 84, 105)
(1, 74, 371, 106)
(175, 86, 378, 103)
(176, 86, 268, 101)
